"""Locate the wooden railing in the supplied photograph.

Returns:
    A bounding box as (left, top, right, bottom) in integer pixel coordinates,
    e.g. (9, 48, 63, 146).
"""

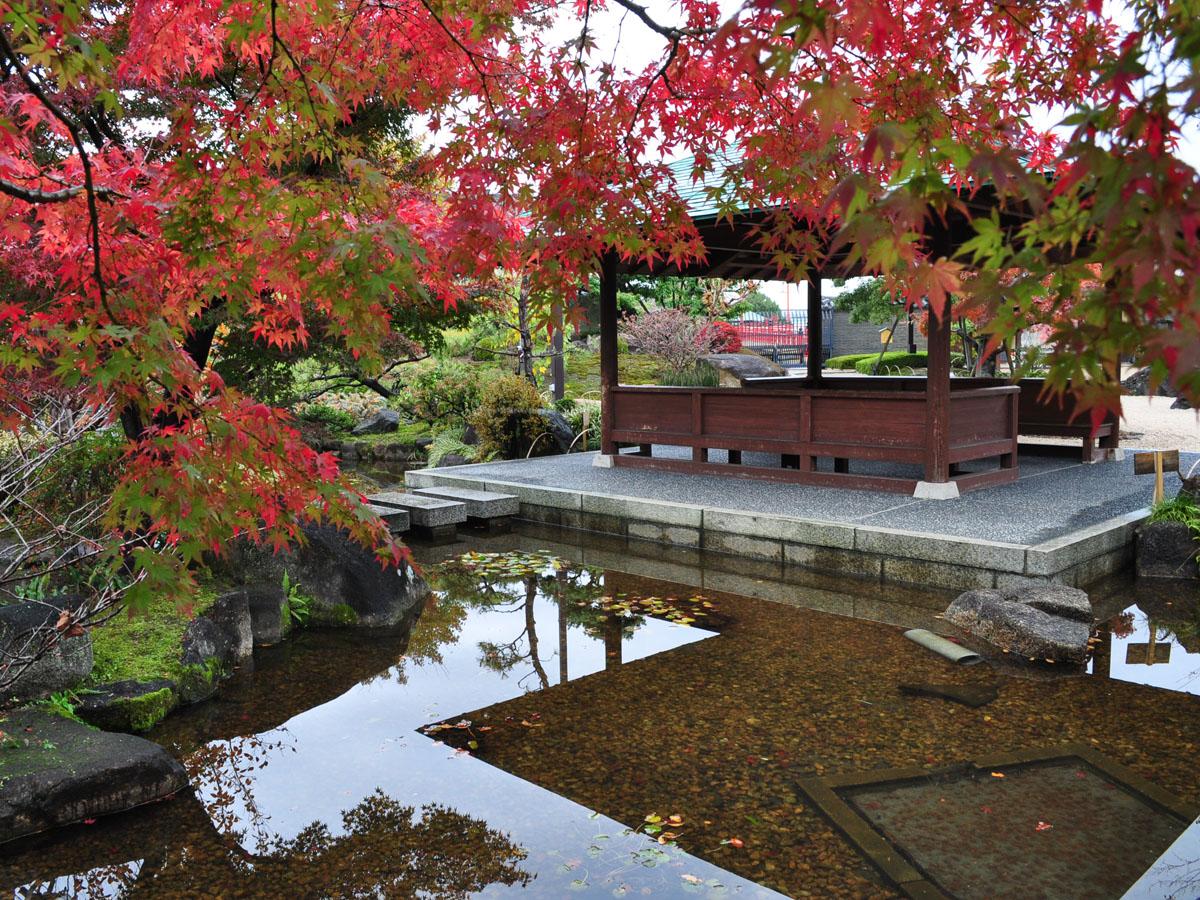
(605, 379, 1020, 494)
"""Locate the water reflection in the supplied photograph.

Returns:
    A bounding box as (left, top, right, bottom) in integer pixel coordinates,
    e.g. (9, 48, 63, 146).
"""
(1091, 595, 1200, 697)
(3, 552, 778, 898)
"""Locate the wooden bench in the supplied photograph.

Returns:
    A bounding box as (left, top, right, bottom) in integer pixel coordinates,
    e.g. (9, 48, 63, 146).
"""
(1014, 379, 1120, 463)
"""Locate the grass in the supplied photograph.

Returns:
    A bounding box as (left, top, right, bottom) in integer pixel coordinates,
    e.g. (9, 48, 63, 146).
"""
(1149, 493, 1200, 538)
(563, 350, 665, 397)
(89, 585, 219, 685)
(345, 421, 432, 446)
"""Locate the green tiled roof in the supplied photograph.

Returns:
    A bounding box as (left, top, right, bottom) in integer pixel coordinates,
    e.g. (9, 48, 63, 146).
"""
(665, 152, 745, 222)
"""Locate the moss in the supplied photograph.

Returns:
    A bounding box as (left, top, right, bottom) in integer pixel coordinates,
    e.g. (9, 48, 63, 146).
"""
(177, 658, 224, 704)
(89, 585, 219, 685)
(311, 603, 359, 627)
(108, 687, 177, 733)
(349, 422, 432, 447)
(563, 350, 664, 398)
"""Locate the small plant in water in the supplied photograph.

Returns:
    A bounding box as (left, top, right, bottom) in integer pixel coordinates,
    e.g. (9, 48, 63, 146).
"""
(281, 572, 311, 625)
(440, 550, 565, 580)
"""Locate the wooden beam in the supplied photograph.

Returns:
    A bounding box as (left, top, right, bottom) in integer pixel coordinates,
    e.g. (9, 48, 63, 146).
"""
(599, 251, 619, 455)
(807, 274, 823, 381)
(924, 307, 951, 482)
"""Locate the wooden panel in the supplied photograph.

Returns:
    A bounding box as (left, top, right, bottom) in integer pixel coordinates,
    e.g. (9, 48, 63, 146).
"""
(701, 393, 803, 441)
(950, 394, 1011, 445)
(611, 389, 691, 435)
(809, 395, 925, 449)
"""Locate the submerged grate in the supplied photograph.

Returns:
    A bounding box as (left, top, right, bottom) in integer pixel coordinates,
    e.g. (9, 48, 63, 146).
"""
(799, 745, 1196, 900)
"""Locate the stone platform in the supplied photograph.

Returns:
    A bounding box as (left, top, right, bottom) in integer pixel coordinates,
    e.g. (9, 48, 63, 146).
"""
(404, 450, 1198, 591)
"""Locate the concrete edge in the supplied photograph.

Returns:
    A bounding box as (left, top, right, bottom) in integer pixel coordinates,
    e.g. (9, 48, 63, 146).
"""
(1024, 508, 1149, 576)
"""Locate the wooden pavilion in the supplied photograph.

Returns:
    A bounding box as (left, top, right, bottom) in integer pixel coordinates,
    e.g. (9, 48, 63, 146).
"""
(593, 164, 1118, 498)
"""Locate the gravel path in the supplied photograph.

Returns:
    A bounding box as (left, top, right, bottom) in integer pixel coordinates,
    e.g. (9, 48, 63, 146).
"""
(1119, 396, 1200, 457)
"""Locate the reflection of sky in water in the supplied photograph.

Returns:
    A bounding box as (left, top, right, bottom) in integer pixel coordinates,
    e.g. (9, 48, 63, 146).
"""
(1095, 607, 1200, 697)
(188, 591, 782, 897)
(1123, 816, 1200, 899)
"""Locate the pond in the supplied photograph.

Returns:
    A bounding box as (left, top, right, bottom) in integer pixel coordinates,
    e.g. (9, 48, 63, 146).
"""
(1, 527, 1197, 899)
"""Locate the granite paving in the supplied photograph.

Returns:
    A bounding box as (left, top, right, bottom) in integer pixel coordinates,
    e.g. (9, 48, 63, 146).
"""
(417, 449, 1199, 546)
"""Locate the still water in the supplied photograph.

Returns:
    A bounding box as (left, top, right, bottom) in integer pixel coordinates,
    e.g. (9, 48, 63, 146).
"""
(1, 528, 1198, 899)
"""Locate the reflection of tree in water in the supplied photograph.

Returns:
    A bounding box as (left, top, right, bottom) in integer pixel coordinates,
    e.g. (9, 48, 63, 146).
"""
(187, 730, 295, 851)
(251, 791, 530, 898)
(431, 555, 645, 688)
(15, 860, 143, 898)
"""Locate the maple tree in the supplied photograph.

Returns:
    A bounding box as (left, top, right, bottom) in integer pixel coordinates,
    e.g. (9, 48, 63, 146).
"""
(1, 0, 1197, 623)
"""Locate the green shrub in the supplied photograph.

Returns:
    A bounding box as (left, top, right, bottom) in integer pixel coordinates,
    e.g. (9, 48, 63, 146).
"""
(853, 351, 929, 374)
(561, 399, 601, 451)
(32, 429, 125, 523)
(427, 427, 479, 466)
(1149, 493, 1200, 538)
(824, 353, 876, 369)
(298, 404, 356, 432)
(660, 363, 720, 387)
(470, 375, 546, 459)
(437, 328, 476, 359)
(395, 360, 481, 427)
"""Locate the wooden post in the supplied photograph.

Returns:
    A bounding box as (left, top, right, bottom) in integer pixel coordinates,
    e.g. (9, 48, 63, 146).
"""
(599, 251, 618, 456)
(806, 273, 823, 380)
(924, 307, 952, 485)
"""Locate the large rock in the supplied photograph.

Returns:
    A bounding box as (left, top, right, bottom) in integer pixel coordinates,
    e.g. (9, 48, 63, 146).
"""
(535, 409, 575, 453)
(200, 590, 253, 662)
(227, 524, 430, 628)
(351, 409, 400, 436)
(944, 586, 1094, 664)
(74, 679, 178, 733)
(1122, 367, 1174, 397)
(0, 709, 187, 844)
(702, 352, 786, 387)
(1136, 520, 1199, 580)
(178, 617, 234, 704)
(245, 584, 290, 646)
(1171, 395, 1193, 410)
(0, 597, 93, 702)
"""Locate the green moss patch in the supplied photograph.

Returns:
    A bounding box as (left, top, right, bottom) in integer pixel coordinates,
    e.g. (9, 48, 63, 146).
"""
(107, 688, 177, 733)
(311, 603, 359, 627)
(89, 586, 218, 685)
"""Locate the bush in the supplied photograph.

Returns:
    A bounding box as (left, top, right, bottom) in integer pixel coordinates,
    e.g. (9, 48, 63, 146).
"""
(700, 320, 742, 353)
(469, 375, 546, 459)
(396, 360, 481, 427)
(298, 404, 356, 432)
(620, 309, 723, 373)
(660, 363, 720, 387)
(853, 351, 929, 374)
(32, 428, 125, 523)
(1149, 493, 1200, 538)
(561, 399, 601, 451)
(825, 353, 876, 369)
(427, 428, 480, 467)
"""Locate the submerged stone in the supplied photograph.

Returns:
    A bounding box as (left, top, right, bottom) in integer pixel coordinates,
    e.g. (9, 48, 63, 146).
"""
(898, 682, 999, 708)
(0, 709, 186, 844)
(75, 679, 178, 733)
(944, 587, 1092, 664)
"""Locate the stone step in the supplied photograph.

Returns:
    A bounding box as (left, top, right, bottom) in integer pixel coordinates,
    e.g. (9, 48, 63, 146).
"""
(413, 486, 519, 520)
(367, 504, 410, 534)
(368, 492, 467, 528)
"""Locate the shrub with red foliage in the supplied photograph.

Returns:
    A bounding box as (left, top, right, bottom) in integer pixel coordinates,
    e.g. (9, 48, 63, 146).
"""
(701, 321, 743, 354)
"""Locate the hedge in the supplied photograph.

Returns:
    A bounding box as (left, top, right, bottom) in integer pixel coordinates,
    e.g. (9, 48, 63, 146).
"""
(853, 351, 929, 374)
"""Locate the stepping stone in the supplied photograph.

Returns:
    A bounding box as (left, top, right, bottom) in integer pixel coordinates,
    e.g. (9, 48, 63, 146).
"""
(367, 503, 410, 534)
(413, 487, 518, 531)
(368, 492, 466, 542)
(898, 682, 999, 708)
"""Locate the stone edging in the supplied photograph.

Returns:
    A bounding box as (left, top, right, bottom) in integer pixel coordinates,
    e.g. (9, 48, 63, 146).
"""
(404, 467, 1144, 591)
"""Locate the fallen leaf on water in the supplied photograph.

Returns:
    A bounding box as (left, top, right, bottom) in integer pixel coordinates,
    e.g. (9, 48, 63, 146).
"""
(990, 772, 1005, 779)
(666, 814, 684, 827)
(1035, 821, 1053, 832)
(727, 837, 744, 849)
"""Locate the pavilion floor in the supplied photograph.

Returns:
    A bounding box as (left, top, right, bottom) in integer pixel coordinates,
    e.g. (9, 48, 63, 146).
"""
(404, 448, 1197, 591)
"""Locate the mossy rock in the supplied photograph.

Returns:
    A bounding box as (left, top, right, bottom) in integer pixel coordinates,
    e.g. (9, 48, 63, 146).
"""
(75, 680, 179, 733)
(176, 659, 226, 705)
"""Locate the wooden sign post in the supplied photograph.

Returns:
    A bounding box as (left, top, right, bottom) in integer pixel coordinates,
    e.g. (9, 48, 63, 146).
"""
(1134, 449, 1181, 504)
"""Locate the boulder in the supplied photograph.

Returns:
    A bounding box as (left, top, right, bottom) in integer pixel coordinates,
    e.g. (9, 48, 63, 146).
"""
(462, 424, 480, 446)
(1122, 367, 1173, 397)
(245, 584, 290, 646)
(702, 352, 787, 387)
(227, 524, 430, 628)
(1171, 395, 1192, 410)
(535, 409, 575, 453)
(74, 679, 178, 733)
(0, 709, 187, 844)
(0, 597, 93, 702)
(437, 452, 472, 468)
(1136, 520, 1199, 580)
(1017, 584, 1094, 622)
(178, 616, 234, 703)
(351, 409, 400, 436)
(201, 590, 253, 663)
(944, 587, 1094, 664)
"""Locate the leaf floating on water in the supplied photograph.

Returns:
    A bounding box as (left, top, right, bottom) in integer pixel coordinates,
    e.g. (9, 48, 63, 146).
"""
(1035, 821, 1053, 831)
(724, 837, 745, 849)
(667, 814, 684, 827)
(990, 772, 1005, 778)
